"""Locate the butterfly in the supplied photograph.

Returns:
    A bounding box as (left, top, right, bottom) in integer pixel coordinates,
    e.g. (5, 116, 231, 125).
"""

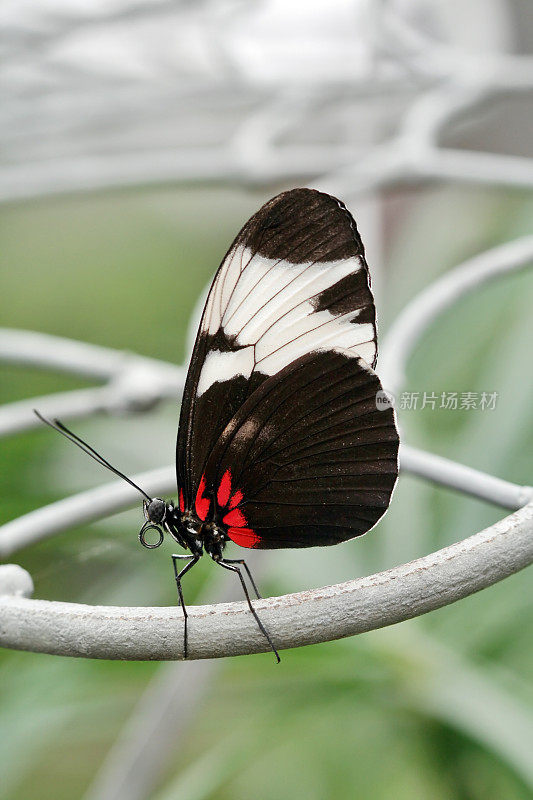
(37, 188, 399, 662)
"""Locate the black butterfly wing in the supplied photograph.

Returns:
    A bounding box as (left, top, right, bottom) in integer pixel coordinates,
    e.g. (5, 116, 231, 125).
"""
(200, 350, 399, 549)
(176, 188, 378, 514)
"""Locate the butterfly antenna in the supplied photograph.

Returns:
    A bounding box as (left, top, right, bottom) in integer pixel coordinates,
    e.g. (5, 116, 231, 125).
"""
(33, 410, 152, 502)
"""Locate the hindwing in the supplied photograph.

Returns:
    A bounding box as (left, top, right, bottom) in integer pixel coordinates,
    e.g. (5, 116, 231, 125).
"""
(198, 350, 399, 548)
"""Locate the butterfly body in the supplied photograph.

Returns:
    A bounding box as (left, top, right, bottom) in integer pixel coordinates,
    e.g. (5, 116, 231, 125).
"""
(152, 502, 228, 561)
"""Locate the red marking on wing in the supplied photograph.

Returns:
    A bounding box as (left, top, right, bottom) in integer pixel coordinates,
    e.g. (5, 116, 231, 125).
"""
(179, 488, 185, 513)
(223, 495, 260, 548)
(227, 527, 261, 548)
(223, 507, 247, 527)
(217, 469, 232, 507)
(228, 490, 243, 509)
(195, 475, 210, 521)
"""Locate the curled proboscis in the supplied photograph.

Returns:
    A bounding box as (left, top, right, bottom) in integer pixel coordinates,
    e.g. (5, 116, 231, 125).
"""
(139, 521, 164, 549)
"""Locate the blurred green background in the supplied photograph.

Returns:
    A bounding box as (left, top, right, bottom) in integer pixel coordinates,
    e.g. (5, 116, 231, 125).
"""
(0, 185, 532, 800)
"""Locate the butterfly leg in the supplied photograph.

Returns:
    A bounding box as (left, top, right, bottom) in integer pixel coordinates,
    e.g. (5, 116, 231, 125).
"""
(220, 558, 262, 599)
(217, 559, 280, 663)
(171, 554, 200, 660)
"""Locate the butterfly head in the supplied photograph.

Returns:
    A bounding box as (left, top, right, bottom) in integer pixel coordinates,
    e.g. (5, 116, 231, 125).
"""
(138, 497, 169, 549)
(143, 497, 167, 525)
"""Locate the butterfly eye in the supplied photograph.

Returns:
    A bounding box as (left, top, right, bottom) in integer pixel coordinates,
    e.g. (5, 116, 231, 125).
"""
(139, 521, 164, 549)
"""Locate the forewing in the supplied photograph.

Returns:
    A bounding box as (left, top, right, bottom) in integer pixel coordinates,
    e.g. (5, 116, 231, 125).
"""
(201, 350, 399, 549)
(176, 189, 378, 509)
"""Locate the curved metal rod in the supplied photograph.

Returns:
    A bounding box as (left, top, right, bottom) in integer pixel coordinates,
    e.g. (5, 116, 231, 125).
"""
(1, 501, 532, 659)
(0, 328, 184, 437)
(0, 466, 176, 558)
(379, 236, 533, 394)
(0, 328, 175, 379)
(0, 387, 122, 438)
(400, 445, 532, 511)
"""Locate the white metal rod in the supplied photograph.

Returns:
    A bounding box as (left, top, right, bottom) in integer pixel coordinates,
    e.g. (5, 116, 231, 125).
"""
(0, 467, 176, 558)
(379, 236, 533, 394)
(400, 445, 532, 511)
(1, 501, 531, 659)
